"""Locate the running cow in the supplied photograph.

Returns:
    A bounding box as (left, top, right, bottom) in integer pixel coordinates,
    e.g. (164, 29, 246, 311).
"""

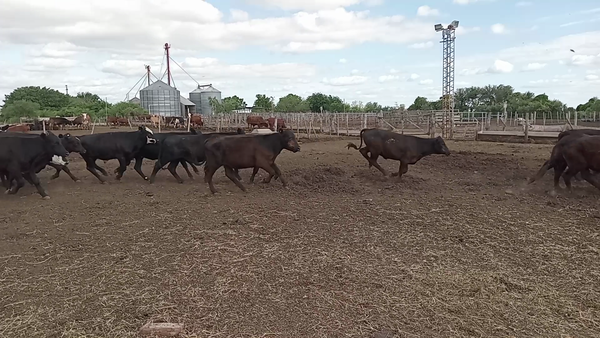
(203, 129, 301, 194)
(347, 128, 450, 178)
(554, 135, 600, 192)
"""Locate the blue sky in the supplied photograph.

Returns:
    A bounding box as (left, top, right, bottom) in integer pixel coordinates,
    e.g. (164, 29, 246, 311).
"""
(1, 0, 599, 108)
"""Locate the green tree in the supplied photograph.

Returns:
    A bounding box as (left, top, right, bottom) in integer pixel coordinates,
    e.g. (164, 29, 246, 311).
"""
(275, 94, 305, 112)
(253, 94, 274, 112)
(107, 102, 147, 117)
(408, 96, 431, 110)
(364, 101, 382, 112)
(223, 95, 246, 111)
(305, 93, 330, 112)
(0, 100, 41, 122)
(3, 86, 70, 110)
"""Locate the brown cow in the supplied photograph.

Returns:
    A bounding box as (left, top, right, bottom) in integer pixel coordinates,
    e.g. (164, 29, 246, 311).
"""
(116, 118, 129, 126)
(203, 129, 301, 194)
(347, 128, 450, 178)
(559, 135, 600, 191)
(267, 117, 286, 130)
(246, 115, 268, 129)
(190, 114, 203, 128)
(6, 124, 30, 132)
(107, 116, 118, 126)
(49, 117, 71, 130)
(72, 113, 91, 129)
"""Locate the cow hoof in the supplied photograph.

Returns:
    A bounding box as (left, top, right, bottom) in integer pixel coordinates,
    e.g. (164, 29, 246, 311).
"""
(4, 190, 9, 195)
(144, 177, 148, 180)
(75, 180, 81, 183)
(42, 196, 50, 200)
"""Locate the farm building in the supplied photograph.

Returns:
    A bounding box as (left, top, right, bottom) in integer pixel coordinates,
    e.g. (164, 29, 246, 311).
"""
(188, 84, 221, 115)
(140, 80, 195, 117)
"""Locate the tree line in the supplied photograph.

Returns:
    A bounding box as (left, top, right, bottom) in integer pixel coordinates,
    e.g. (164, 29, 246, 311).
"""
(2, 85, 599, 123)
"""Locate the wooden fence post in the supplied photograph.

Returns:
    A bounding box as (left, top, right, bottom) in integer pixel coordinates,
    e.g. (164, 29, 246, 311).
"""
(524, 113, 529, 143)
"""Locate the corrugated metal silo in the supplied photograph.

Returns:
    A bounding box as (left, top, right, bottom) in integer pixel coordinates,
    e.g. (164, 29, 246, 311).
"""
(140, 80, 181, 117)
(188, 84, 221, 115)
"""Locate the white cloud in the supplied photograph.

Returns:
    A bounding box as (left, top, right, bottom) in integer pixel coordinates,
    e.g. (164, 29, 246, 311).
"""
(417, 6, 440, 17)
(491, 23, 506, 34)
(522, 62, 547, 71)
(516, 2, 532, 6)
(453, 0, 479, 4)
(350, 69, 360, 74)
(378, 75, 399, 82)
(568, 54, 600, 66)
(489, 60, 514, 73)
(322, 75, 368, 86)
(250, 0, 383, 11)
(408, 41, 434, 49)
(585, 74, 599, 81)
(419, 79, 433, 85)
(230, 9, 249, 22)
(408, 73, 420, 81)
(339, 58, 347, 63)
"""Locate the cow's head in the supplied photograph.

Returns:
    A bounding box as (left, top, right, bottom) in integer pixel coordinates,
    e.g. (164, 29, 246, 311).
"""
(434, 136, 451, 156)
(279, 129, 300, 153)
(138, 126, 157, 144)
(40, 131, 69, 159)
(59, 133, 86, 154)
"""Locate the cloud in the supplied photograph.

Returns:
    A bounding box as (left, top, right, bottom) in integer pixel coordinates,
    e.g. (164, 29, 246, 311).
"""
(491, 23, 506, 34)
(249, 0, 380, 11)
(230, 9, 249, 22)
(417, 6, 440, 17)
(453, 0, 479, 4)
(585, 74, 599, 81)
(408, 41, 434, 49)
(516, 2, 532, 6)
(489, 60, 514, 73)
(339, 58, 347, 63)
(378, 75, 399, 82)
(322, 75, 368, 86)
(419, 79, 433, 85)
(522, 62, 547, 71)
(350, 69, 360, 74)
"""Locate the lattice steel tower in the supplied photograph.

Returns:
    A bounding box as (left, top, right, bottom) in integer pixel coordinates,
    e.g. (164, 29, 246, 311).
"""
(435, 20, 459, 138)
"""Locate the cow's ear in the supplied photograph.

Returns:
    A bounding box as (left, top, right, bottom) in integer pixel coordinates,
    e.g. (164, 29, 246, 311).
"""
(278, 128, 284, 134)
(138, 126, 144, 131)
(40, 132, 48, 139)
(58, 134, 63, 138)
(65, 133, 71, 137)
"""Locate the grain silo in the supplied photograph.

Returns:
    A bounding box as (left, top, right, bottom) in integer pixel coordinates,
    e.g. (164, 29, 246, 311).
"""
(140, 80, 181, 117)
(188, 84, 221, 115)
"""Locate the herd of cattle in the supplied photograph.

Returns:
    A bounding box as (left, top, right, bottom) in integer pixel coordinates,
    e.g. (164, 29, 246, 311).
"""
(0, 121, 599, 199)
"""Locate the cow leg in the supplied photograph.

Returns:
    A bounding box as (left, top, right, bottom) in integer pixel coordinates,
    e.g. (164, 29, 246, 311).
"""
(25, 171, 50, 199)
(553, 162, 568, 189)
(562, 167, 578, 192)
(133, 156, 148, 180)
(234, 169, 242, 181)
(265, 163, 286, 187)
(180, 161, 194, 180)
(115, 157, 128, 180)
(581, 170, 600, 191)
(224, 166, 246, 192)
(167, 161, 184, 184)
(48, 163, 80, 182)
(391, 162, 409, 178)
(359, 147, 387, 176)
(255, 159, 278, 185)
(249, 167, 260, 183)
(189, 163, 200, 175)
(148, 161, 163, 184)
(204, 164, 221, 194)
(85, 159, 107, 183)
(6, 169, 25, 195)
(0, 174, 7, 189)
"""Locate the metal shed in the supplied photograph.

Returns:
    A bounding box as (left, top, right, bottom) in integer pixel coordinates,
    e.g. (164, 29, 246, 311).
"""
(180, 96, 195, 117)
(140, 80, 181, 117)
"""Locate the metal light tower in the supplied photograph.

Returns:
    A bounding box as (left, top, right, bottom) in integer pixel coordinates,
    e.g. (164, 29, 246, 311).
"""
(435, 20, 458, 139)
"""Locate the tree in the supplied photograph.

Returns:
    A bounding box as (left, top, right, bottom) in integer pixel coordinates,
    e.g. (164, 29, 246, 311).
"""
(223, 95, 247, 111)
(275, 94, 305, 112)
(107, 102, 148, 117)
(0, 100, 41, 122)
(364, 101, 382, 112)
(408, 96, 431, 110)
(3, 86, 70, 110)
(253, 94, 274, 112)
(305, 93, 330, 112)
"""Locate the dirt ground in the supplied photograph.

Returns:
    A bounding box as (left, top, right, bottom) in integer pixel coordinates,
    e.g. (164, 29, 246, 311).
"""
(1, 127, 599, 337)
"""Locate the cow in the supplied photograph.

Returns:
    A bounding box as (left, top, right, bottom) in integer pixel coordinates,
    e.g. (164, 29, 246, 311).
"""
(347, 128, 451, 178)
(116, 117, 129, 126)
(189, 114, 204, 128)
(558, 135, 600, 192)
(267, 117, 287, 130)
(148, 128, 247, 184)
(203, 129, 301, 194)
(60, 126, 157, 183)
(72, 113, 91, 130)
(150, 115, 162, 128)
(107, 116, 119, 126)
(0, 132, 87, 184)
(558, 128, 600, 141)
(6, 124, 30, 132)
(246, 115, 268, 129)
(0, 131, 69, 198)
(49, 117, 72, 130)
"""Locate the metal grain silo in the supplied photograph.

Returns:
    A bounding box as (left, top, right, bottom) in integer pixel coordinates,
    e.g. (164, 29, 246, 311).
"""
(140, 80, 181, 117)
(189, 84, 221, 115)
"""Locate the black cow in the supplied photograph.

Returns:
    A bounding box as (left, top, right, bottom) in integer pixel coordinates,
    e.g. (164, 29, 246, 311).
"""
(347, 128, 450, 178)
(559, 135, 600, 192)
(203, 129, 301, 194)
(0, 131, 69, 198)
(56, 126, 157, 183)
(558, 128, 600, 141)
(0, 132, 86, 184)
(147, 128, 246, 183)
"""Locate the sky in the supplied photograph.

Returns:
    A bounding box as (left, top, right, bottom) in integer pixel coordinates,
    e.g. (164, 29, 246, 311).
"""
(0, 0, 599, 108)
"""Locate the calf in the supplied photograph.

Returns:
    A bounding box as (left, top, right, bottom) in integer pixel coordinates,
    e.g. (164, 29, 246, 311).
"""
(190, 114, 204, 128)
(559, 135, 600, 192)
(69, 126, 157, 183)
(0, 132, 86, 184)
(203, 129, 300, 194)
(347, 128, 450, 178)
(0, 131, 69, 198)
(246, 115, 268, 129)
(267, 117, 286, 130)
(7, 124, 30, 132)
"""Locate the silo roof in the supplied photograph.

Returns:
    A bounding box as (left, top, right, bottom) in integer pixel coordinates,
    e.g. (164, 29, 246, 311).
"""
(180, 96, 195, 106)
(140, 80, 178, 92)
(190, 84, 220, 93)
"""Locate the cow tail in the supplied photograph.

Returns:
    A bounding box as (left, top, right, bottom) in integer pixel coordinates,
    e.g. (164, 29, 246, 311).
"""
(346, 128, 365, 150)
(527, 160, 553, 184)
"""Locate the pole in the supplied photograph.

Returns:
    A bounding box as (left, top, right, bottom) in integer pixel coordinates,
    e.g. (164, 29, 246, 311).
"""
(146, 65, 151, 86)
(524, 113, 529, 143)
(164, 43, 171, 86)
(65, 85, 69, 96)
